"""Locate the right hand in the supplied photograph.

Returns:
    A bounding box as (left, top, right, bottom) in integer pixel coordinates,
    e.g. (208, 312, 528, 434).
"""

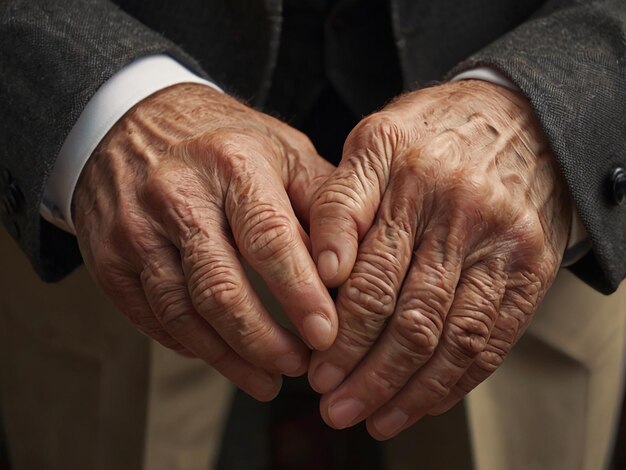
(72, 83, 337, 401)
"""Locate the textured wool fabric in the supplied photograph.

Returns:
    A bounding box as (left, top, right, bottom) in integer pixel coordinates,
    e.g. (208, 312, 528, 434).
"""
(1, 0, 624, 293)
(447, 0, 626, 293)
(0, 0, 210, 281)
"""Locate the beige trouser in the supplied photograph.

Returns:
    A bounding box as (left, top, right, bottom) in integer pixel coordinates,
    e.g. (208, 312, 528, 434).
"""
(0, 230, 234, 470)
(1, 226, 625, 470)
(468, 268, 626, 470)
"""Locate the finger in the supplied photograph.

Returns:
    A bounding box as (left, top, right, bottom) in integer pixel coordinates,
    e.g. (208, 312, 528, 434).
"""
(310, 218, 466, 395)
(427, 274, 539, 416)
(139, 243, 284, 401)
(226, 161, 337, 351)
(173, 349, 198, 359)
(365, 263, 510, 440)
(310, 115, 398, 287)
(145, 230, 309, 378)
(308, 181, 421, 393)
(120, 278, 194, 356)
(316, 238, 477, 431)
(141, 167, 312, 376)
(282, 138, 336, 227)
(82, 246, 193, 356)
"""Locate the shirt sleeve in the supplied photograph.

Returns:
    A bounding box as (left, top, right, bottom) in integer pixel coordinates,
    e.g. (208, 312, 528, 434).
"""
(41, 54, 221, 234)
(450, 67, 590, 266)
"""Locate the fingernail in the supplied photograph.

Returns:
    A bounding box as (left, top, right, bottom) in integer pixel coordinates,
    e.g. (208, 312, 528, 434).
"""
(317, 250, 339, 281)
(373, 408, 409, 437)
(311, 362, 345, 393)
(328, 398, 365, 429)
(274, 353, 303, 376)
(250, 371, 281, 401)
(302, 314, 333, 350)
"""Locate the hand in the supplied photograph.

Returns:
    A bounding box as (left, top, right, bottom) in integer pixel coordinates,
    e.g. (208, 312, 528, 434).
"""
(307, 80, 572, 437)
(73, 83, 337, 401)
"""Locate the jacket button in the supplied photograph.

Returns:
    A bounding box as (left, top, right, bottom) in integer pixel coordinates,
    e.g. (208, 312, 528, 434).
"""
(611, 167, 626, 206)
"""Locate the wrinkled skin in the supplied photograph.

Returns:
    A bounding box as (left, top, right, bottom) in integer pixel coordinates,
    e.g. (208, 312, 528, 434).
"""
(307, 80, 572, 439)
(73, 83, 337, 401)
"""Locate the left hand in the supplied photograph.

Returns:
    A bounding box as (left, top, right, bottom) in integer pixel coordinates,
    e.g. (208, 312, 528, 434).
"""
(306, 80, 572, 439)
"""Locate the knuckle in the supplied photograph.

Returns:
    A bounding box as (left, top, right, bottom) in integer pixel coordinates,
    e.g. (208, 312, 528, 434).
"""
(155, 286, 188, 320)
(192, 272, 248, 321)
(311, 188, 363, 239)
(142, 167, 175, 201)
(181, 243, 249, 322)
(342, 112, 402, 186)
(506, 272, 542, 316)
(233, 320, 276, 354)
(359, 248, 405, 286)
(141, 167, 206, 217)
(509, 211, 546, 256)
(391, 308, 441, 360)
(140, 265, 189, 321)
(334, 314, 383, 353)
(490, 317, 520, 345)
(182, 130, 257, 179)
(420, 375, 451, 403)
(420, 283, 454, 316)
(407, 263, 457, 317)
(473, 349, 505, 375)
(364, 368, 404, 398)
(351, 153, 389, 192)
(314, 179, 363, 209)
(462, 269, 502, 307)
(452, 379, 475, 397)
(188, 129, 240, 157)
(400, 275, 452, 328)
(380, 207, 414, 241)
(344, 271, 396, 319)
(241, 204, 298, 262)
(161, 311, 196, 336)
(444, 315, 491, 361)
(181, 229, 214, 269)
(350, 113, 402, 145)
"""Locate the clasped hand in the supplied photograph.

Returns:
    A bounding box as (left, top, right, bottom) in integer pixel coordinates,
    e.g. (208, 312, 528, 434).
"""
(308, 80, 571, 439)
(73, 80, 571, 438)
(74, 84, 337, 401)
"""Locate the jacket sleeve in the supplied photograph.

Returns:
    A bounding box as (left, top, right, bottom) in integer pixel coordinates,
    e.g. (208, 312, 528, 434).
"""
(449, 0, 626, 294)
(0, 0, 208, 281)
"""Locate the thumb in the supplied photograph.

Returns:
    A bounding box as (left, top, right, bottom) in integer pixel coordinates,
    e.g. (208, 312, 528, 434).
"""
(309, 120, 393, 287)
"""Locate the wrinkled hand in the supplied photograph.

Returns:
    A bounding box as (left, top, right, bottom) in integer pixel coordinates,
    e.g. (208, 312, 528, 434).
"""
(307, 80, 572, 438)
(73, 83, 337, 401)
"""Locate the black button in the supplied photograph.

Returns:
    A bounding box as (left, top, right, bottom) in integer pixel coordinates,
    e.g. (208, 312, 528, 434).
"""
(611, 167, 626, 206)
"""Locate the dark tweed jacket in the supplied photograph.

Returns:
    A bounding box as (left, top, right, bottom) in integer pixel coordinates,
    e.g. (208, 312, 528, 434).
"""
(0, 0, 625, 293)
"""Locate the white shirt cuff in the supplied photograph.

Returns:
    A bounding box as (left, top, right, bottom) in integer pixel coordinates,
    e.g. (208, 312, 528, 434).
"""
(41, 54, 220, 234)
(451, 67, 519, 92)
(451, 67, 590, 265)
